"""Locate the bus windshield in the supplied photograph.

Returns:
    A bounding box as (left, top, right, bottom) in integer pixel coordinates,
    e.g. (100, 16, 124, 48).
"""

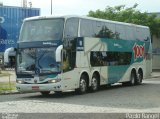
(17, 48, 60, 74)
(19, 18, 64, 42)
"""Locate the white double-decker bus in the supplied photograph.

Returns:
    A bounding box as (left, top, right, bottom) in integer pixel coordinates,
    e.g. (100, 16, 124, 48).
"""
(16, 16, 152, 95)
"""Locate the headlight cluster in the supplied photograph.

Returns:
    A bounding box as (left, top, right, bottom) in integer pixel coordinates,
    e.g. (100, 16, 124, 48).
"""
(16, 78, 61, 84)
(16, 80, 24, 84)
(48, 78, 61, 83)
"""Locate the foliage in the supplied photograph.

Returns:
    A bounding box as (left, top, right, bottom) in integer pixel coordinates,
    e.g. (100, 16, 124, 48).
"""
(88, 4, 160, 37)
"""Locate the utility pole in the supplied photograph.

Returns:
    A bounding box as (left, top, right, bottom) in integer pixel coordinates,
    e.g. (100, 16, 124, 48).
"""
(21, 0, 27, 8)
(51, 0, 52, 15)
(29, 2, 32, 8)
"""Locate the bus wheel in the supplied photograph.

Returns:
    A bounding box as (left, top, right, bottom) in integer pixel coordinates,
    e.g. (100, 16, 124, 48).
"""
(129, 72, 136, 86)
(90, 74, 99, 92)
(136, 71, 143, 85)
(76, 75, 87, 94)
(40, 91, 50, 96)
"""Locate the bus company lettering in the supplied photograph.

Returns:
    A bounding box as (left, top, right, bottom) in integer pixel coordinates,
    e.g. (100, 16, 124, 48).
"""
(133, 43, 145, 60)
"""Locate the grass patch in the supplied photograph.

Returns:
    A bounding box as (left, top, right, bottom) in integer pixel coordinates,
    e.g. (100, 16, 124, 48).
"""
(0, 82, 16, 93)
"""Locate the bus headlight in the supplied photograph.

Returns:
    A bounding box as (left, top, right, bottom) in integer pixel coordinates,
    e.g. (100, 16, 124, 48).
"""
(48, 79, 61, 83)
(16, 80, 24, 84)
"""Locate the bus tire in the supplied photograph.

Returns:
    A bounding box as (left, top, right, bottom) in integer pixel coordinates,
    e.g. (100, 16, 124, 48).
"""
(129, 71, 136, 86)
(136, 70, 143, 85)
(76, 75, 87, 94)
(40, 91, 50, 96)
(90, 74, 99, 92)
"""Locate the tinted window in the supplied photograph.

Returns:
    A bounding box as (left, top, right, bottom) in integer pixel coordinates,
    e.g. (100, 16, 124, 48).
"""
(95, 22, 119, 39)
(90, 51, 132, 66)
(116, 24, 126, 40)
(104, 23, 118, 39)
(125, 26, 135, 40)
(19, 19, 64, 42)
(64, 18, 79, 38)
(142, 28, 150, 42)
(80, 19, 94, 37)
(95, 21, 104, 36)
(136, 27, 143, 41)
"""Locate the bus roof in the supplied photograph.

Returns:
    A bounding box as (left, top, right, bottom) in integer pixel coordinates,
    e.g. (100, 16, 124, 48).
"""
(24, 15, 149, 29)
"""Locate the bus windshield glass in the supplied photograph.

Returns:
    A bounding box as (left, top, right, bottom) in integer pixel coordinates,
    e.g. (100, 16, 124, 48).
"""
(19, 18, 64, 42)
(17, 48, 60, 74)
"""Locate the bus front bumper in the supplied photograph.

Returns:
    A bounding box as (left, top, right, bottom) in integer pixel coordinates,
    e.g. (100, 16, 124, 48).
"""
(16, 83, 63, 92)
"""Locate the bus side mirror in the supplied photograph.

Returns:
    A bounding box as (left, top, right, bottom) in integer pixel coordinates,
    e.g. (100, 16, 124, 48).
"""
(56, 45, 63, 62)
(4, 47, 16, 66)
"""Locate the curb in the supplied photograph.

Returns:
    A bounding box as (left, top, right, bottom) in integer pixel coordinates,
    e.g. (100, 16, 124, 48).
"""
(0, 90, 36, 95)
(151, 73, 160, 78)
(0, 90, 20, 95)
(152, 76, 160, 78)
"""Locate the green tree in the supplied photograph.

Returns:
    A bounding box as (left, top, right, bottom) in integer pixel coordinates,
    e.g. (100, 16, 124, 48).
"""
(88, 4, 160, 37)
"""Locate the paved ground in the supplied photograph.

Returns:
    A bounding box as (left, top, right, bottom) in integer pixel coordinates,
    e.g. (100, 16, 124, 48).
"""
(0, 76, 160, 114)
(0, 71, 160, 118)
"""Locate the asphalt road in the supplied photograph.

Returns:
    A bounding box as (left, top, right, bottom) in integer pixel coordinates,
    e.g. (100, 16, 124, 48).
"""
(0, 77, 160, 115)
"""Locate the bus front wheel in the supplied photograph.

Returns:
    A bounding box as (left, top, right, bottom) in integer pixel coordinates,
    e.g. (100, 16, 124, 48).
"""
(76, 75, 87, 94)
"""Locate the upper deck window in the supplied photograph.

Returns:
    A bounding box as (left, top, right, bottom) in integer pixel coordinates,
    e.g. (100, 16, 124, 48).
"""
(64, 18, 79, 38)
(19, 18, 64, 42)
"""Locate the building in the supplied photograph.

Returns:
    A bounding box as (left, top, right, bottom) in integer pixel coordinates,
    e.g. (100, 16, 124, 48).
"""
(151, 12, 160, 70)
(0, 5, 40, 67)
(152, 35, 160, 70)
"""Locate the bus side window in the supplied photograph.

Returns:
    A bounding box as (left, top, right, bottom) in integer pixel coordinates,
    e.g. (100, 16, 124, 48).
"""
(64, 18, 79, 38)
(142, 28, 150, 42)
(80, 19, 94, 37)
(125, 26, 135, 40)
(94, 21, 105, 38)
(144, 29, 151, 42)
(116, 24, 126, 40)
(102, 23, 117, 39)
(136, 27, 144, 41)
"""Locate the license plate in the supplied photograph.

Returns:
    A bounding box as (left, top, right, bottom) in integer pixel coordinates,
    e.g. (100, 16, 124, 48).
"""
(32, 86, 39, 90)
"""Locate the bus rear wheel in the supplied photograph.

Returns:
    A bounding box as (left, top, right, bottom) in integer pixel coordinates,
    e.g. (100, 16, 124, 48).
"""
(90, 74, 99, 92)
(136, 71, 143, 85)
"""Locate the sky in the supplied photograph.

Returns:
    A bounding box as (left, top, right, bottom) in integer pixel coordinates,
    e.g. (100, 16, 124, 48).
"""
(0, 0, 160, 16)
